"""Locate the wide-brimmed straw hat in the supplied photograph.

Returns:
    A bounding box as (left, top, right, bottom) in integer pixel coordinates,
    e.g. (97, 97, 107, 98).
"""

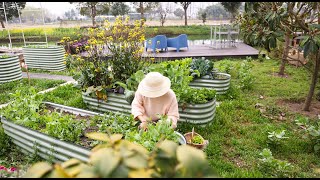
(137, 72, 171, 98)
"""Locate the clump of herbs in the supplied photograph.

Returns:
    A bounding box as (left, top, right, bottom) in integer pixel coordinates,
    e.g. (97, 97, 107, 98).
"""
(191, 135, 204, 144)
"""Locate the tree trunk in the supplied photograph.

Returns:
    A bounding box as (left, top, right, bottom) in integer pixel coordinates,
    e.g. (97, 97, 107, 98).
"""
(184, 8, 187, 26)
(303, 51, 320, 111)
(140, 2, 145, 20)
(279, 32, 290, 76)
(0, 21, 5, 28)
(91, 4, 96, 26)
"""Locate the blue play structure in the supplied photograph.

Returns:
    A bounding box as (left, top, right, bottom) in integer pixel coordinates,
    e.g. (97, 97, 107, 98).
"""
(145, 34, 189, 53)
(145, 35, 168, 53)
(167, 34, 189, 52)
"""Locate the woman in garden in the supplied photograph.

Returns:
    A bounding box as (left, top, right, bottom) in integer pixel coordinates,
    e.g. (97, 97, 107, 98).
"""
(131, 72, 179, 130)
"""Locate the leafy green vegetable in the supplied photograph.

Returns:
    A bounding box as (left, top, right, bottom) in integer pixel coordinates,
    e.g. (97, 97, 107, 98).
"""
(191, 135, 203, 144)
(125, 116, 179, 151)
(190, 57, 214, 78)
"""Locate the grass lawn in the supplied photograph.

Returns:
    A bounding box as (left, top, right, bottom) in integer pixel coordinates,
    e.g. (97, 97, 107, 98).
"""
(1, 57, 320, 177)
(0, 79, 66, 104)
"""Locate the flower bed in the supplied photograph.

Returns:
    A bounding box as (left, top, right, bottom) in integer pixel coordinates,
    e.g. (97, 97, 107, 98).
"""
(22, 45, 66, 71)
(189, 73, 231, 94)
(82, 92, 216, 125)
(189, 58, 231, 94)
(0, 55, 22, 83)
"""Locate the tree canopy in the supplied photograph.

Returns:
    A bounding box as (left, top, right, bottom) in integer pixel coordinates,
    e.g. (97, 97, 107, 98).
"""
(0, 2, 26, 28)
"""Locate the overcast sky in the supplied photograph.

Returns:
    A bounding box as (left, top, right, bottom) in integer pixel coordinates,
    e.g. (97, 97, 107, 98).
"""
(26, 2, 219, 18)
(26, 2, 76, 17)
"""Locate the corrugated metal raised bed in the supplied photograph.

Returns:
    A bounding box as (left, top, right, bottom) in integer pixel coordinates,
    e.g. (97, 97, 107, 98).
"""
(0, 55, 22, 83)
(22, 46, 66, 71)
(82, 92, 216, 125)
(1, 102, 186, 163)
(189, 72, 231, 94)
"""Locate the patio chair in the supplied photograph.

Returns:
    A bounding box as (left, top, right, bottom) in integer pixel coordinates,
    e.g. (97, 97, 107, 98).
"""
(167, 34, 189, 52)
(145, 35, 168, 53)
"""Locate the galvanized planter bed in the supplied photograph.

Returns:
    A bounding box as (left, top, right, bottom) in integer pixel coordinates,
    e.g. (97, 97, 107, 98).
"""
(1, 102, 186, 163)
(0, 55, 22, 83)
(82, 92, 216, 125)
(22, 46, 66, 71)
(189, 72, 231, 94)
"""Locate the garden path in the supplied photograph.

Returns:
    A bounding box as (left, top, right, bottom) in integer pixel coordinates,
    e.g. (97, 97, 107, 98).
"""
(22, 72, 75, 82)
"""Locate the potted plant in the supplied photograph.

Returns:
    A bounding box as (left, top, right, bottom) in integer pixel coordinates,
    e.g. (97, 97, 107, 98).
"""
(189, 57, 231, 94)
(22, 45, 66, 71)
(184, 128, 207, 150)
(0, 54, 22, 83)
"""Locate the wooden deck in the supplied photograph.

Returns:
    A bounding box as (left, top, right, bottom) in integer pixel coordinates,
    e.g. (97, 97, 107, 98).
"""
(142, 42, 260, 60)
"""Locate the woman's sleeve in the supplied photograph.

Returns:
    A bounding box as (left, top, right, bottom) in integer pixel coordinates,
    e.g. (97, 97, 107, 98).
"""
(167, 92, 179, 126)
(131, 91, 145, 120)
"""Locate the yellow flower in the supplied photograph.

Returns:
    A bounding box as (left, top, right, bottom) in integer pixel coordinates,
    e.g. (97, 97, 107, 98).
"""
(63, 61, 66, 64)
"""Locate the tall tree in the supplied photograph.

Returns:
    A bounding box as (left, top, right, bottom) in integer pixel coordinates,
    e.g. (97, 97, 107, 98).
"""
(70, 2, 111, 26)
(0, 2, 26, 28)
(131, 2, 159, 21)
(220, 2, 242, 22)
(110, 2, 130, 17)
(156, 4, 170, 27)
(197, 8, 207, 25)
(173, 8, 184, 19)
(175, 2, 191, 26)
(204, 4, 229, 20)
(289, 2, 320, 111)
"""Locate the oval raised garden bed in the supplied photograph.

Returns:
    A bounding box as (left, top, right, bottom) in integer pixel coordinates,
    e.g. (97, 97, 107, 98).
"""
(22, 45, 66, 71)
(189, 72, 231, 94)
(0, 55, 22, 83)
(1, 102, 186, 163)
(82, 92, 216, 125)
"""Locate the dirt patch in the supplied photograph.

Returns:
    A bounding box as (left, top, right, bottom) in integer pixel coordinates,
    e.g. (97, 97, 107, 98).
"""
(276, 99, 320, 119)
(270, 72, 291, 79)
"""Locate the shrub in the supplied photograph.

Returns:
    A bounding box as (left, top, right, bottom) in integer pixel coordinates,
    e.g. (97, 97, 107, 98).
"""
(259, 148, 294, 178)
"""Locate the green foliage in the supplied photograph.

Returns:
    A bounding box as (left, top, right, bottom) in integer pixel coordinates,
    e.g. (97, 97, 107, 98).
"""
(0, 79, 65, 104)
(149, 58, 194, 90)
(0, 2, 26, 22)
(2, 87, 45, 130)
(1, 87, 86, 145)
(237, 60, 255, 90)
(91, 113, 138, 136)
(295, 116, 320, 153)
(174, 87, 216, 105)
(267, 130, 289, 145)
(41, 110, 87, 143)
(258, 148, 294, 178)
(148, 58, 217, 104)
(24, 133, 217, 178)
(0, 126, 11, 155)
(125, 117, 179, 151)
(191, 135, 204, 144)
(0, 54, 11, 59)
(221, 2, 242, 20)
(237, 2, 285, 51)
(42, 84, 87, 109)
(110, 2, 130, 16)
(190, 57, 214, 78)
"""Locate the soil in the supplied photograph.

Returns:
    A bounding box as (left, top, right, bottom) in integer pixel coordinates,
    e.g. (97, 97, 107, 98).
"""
(276, 99, 320, 119)
(270, 72, 291, 79)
